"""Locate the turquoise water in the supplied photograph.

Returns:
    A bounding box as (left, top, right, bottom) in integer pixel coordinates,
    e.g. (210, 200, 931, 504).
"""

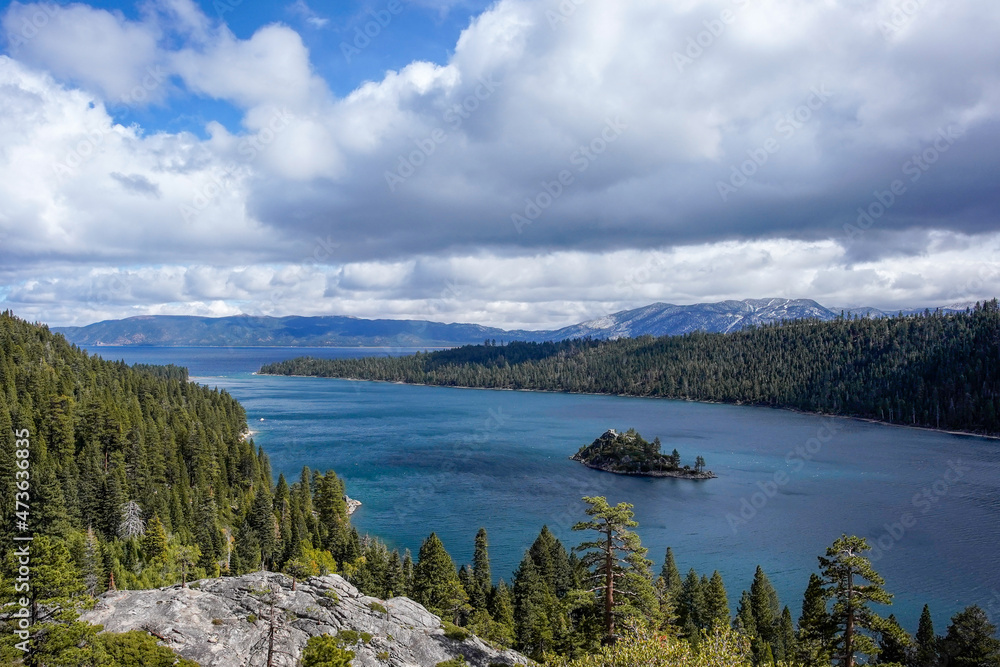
(88, 346, 1000, 634)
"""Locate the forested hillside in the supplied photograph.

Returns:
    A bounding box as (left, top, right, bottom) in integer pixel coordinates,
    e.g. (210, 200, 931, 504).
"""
(261, 301, 1000, 435)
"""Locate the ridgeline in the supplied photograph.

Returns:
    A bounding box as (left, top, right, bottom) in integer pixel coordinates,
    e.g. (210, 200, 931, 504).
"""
(259, 301, 1000, 436)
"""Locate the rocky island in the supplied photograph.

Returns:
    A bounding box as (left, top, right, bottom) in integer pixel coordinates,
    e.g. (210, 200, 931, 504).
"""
(571, 428, 716, 479)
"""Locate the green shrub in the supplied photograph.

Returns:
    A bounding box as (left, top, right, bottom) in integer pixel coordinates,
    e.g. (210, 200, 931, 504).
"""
(441, 621, 471, 642)
(246, 614, 257, 624)
(301, 635, 355, 667)
(434, 658, 468, 667)
(368, 601, 388, 614)
(335, 630, 360, 645)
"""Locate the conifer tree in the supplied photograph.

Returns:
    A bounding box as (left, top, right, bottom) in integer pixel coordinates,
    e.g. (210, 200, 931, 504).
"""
(572, 496, 654, 643)
(679, 568, 705, 637)
(142, 515, 169, 562)
(940, 606, 1000, 667)
(914, 604, 939, 667)
(703, 570, 730, 629)
(512, 554, 554, 657)
(488, 579, 516, 647)
(385, 549, 406, 597)
(818, 535, 895, 667)
(799, 572, 835, 666)
(657, 547, 683, 605)
(876, 614, 911, 665)
(411, 533, 468, 622)
(472, 527, 492, 609)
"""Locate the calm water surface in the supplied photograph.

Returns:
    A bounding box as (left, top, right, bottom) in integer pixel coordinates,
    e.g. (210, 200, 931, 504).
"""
(88, 346, 1000, 633)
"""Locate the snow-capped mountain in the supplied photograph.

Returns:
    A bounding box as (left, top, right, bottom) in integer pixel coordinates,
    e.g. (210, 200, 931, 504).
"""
(537, 298, 839, 340)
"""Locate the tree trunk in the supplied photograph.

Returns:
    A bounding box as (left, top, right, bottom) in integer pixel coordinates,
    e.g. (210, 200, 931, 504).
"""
(844, 570, 854, 667)
(605, 524, 615, 642)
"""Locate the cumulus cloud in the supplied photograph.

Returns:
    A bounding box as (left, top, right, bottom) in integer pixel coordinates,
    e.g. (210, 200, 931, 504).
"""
(0, 0, 999, 326)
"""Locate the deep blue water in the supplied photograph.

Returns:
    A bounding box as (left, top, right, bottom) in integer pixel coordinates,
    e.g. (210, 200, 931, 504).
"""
(87, 346, 1000, 634)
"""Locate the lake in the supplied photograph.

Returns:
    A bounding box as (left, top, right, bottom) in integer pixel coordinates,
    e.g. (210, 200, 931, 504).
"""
(86, 345, 1000, 634)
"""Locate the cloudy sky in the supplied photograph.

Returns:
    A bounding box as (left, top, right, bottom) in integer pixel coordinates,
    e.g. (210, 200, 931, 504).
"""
(1, 0, 998, 328)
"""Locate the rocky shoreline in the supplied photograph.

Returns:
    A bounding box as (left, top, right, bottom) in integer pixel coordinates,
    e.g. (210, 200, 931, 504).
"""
(345, 495, 361, 515)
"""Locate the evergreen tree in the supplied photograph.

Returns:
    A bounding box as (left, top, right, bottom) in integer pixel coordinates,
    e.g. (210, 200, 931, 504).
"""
(472, 527, 492, 610)
(512, 554, 554, 657)
(385, 549, 406, 597)
(679, 568, 705, 636)
(488, 579, 516, 647)
(818, 535, 895, 667)
(914, 604, 940, 667)
(142, 515, 168, 562)
(703, 570, 731, 629)
(876, 614, 911, 665)
(799, 572, 835, 666)
(940, 606, 1000, 667)
(411, 533, 469, 622)
(777, 606, 798, 664)
(657, 547, 683, 605)
(572, 496, 655, 643)
(82, 527, 104, 596)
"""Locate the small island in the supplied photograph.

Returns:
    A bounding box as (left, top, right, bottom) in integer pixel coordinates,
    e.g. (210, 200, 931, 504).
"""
(571, 428, 717, 479)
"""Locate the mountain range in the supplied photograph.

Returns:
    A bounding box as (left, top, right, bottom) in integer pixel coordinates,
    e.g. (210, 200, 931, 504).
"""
(52, 298, 975, 347)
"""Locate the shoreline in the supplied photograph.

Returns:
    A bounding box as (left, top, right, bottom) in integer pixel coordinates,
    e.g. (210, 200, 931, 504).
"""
(255, 372, 1000, 441)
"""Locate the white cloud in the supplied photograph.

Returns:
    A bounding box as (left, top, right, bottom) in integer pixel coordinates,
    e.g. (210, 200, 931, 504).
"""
(1, 0, 999, 326)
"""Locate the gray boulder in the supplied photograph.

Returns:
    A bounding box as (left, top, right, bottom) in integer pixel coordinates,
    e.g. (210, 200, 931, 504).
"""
(81, 572, 530, 667)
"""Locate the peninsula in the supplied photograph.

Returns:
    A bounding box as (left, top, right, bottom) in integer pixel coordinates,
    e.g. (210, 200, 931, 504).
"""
(571, 428, 716, 479)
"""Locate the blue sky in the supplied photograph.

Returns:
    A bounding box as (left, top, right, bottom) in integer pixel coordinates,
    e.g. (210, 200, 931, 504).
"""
(1, 0, 999, 327)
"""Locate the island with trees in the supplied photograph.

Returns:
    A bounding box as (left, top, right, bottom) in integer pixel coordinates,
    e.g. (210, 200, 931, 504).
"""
(571, 428, 716, 479)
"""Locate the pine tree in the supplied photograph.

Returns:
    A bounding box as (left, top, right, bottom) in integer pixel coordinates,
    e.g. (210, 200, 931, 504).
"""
(777, 606, 797, 663)
(385, 549, 406, 598)
(411, 533, 468, 622)
(940, 606, 1000, 667)
(914, 604, 939, 667)
(82, 526, 104, 596)
(512, 554, 554, 657)
(658, 547, 683, 604)
(472, 527, 492, 610)
(488, 579, 516, 648)
(572, 496, 654, 643)
(799, 572, 835, 666)
(141, 515, 169, 562)
(679, 568, 705, 635)
(249, 486, 277, 570)
(703, 570, 730, 629)
(818, 535, 895, 667)
(877, 614, 912, 665)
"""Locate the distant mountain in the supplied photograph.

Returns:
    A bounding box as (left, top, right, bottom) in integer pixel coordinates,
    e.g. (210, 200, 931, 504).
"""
(53, 314, 526, 347)
(54, 298, 968, 347)
(544, 298, 838, 340)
